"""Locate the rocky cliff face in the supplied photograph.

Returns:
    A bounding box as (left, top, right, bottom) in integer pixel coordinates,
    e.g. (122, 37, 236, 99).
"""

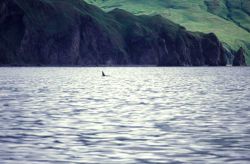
(0, 0, 228, 66)
(233, 47, 247, 66)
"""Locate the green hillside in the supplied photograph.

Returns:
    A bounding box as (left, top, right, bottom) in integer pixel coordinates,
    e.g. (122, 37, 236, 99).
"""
(85, 0, 250, 64)
(1, 0, 230, 66)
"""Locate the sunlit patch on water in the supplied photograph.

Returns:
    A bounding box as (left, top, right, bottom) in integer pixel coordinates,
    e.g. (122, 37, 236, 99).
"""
(0, 67, 250, 163)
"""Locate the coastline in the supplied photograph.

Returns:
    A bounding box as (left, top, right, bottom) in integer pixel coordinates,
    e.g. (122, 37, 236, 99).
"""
(0, 64, 248, 67)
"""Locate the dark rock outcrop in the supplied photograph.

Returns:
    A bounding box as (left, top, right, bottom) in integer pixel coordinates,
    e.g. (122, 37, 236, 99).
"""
(0, 0, 228, 66)
(201, 33, 227, 66)
(233, 47, 247, 66)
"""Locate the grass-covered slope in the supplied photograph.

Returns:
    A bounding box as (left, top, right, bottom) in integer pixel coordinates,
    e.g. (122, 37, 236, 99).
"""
(85, 0, 250, 64)
(0, 0, 228, 66)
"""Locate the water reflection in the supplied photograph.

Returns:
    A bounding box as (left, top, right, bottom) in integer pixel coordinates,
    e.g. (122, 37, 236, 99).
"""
(0, 67, 250, 163)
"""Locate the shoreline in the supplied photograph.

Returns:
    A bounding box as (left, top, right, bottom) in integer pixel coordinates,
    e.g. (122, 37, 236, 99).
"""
(0, 64, 248, 68)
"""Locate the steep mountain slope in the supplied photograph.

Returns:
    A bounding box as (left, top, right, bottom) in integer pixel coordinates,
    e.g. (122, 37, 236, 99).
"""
(86, 0, 250, 64)
(0, 0, 229, 66)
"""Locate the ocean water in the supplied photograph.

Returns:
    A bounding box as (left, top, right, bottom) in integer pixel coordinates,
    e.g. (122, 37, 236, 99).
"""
(0, 67, 250, 163)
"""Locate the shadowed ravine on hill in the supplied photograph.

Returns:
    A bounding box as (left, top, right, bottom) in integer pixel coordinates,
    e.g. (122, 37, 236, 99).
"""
(0, 0, 247, 66)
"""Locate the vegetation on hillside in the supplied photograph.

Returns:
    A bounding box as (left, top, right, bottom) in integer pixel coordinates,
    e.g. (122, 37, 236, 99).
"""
(0, 0, 228, 66)
(85, 0, 250, 64)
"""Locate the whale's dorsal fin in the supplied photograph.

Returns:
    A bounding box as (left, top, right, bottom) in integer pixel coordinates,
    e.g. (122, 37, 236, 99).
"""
(102, 71, 106, 77)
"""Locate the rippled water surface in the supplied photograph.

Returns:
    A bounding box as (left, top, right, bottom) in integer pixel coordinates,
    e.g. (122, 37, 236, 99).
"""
(0, 67, 250, 163)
